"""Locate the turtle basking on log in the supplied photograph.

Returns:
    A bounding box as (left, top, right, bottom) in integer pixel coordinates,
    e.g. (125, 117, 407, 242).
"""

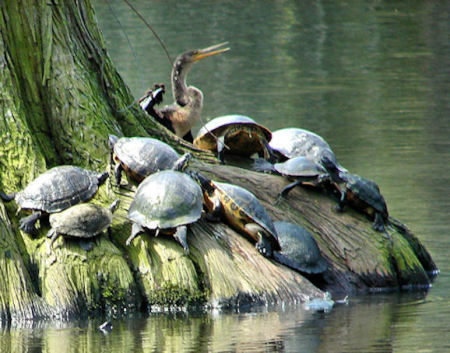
(125, 154, 202, 253)
(189, 171, 281, 257)
(273, 221, 327, 275)
(194, 114, 274, 163)
(321, 156, 389, 233)
(269, 127, 346, 172)
(0, 166, 108, 235)
(108, 135, 187, 185)
(47, 200, 120, 251)
(253, 156, 330, 199)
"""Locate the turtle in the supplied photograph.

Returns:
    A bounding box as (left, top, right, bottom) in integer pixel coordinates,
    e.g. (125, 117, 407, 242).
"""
(47, 200, 120, 251)
(0, 166, 108, 235)
(108, 135, 187, 185)
(269, 127, 346, 172)
(126, 155, 201, 253)
(193, 115, 274, 163)
(189, 171, 280, 257)
(252, 156, 330, 199)
(321, 155, 389, 233)
(272, 221, 327, 275)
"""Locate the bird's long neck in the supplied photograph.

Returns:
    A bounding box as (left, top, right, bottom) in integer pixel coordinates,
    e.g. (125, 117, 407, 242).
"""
(172, 59, 192, 107)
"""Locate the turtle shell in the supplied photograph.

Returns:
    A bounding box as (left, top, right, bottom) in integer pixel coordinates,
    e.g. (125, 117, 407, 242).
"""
(113, 137, 179, 181)
(213, 181, 280, 250)
(273, 221, 327, 274)
(269, 127, 341, 164)
(49, 203, 112, 238)
(193, 115, 272, 155)
(127, 170, 203, 230)
(274, 156, 327, 178)
(15, 166, 105, 213)
(344, 173, 388, 217)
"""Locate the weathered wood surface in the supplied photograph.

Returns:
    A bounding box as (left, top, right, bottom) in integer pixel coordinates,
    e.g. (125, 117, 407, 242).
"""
(0, 0, 436, 321)
(194, 162, 436, 293)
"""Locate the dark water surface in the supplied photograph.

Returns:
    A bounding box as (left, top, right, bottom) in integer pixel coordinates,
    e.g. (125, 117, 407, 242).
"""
(2, 1, 448, 352)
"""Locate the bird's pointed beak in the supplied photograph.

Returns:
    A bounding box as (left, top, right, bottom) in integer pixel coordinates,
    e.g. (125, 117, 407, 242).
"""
(194, 42, 230, 61)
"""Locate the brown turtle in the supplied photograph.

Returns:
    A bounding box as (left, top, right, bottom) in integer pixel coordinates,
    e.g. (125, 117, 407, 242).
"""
(194, 114, 274, 163)
(190, 171, 280, 257)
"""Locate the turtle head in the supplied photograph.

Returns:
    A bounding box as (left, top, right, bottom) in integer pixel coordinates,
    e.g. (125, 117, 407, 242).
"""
(108, 134, 119, 150)
(321, 155, 339, 175)
(187, 170, 215, 193)
(109, 199, 121, 213)
(172, 153, 192, 171)
(97, 171, 109, 186)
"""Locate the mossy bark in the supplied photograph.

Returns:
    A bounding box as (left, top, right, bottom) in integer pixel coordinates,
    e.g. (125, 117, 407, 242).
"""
(0, 0, 436, 321)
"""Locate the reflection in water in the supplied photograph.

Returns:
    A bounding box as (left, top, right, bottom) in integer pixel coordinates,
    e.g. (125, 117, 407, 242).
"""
(2, 1, 448, 352)
(1, 295, 445, 353)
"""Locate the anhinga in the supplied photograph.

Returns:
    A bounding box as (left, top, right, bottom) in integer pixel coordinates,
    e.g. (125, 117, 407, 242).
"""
(140, 42, 229, 142)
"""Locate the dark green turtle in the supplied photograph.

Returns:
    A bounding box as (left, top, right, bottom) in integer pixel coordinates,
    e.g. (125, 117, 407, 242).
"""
(269, 127, 346, 172)
(190, 171, 280, 257)
(321, 156, 389, 233)
(126, 154, 201, 253)
(193, 115, 273, 163)
(253, 156, 330, 199)
(272, 221, 327, 274)
(109, 135, 187, 185)
(47, 200, 120, 251)
(0, 166, 108, 235)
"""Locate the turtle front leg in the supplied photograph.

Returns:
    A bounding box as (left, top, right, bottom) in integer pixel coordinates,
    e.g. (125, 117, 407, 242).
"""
(336, 190, 347, 212)
(46, 228, 59, 254)
(217, 135, 226, 164)
(114, 163, 123, 186)
(173, 225, 189, 254)
(278, 179, 303, 201)
(244, 223, 273, 258)
(47, 228, 60, 248)
(126, 223, 144, 246)
(204, 195, 223, 222)
(19, 211, 43, 235)
(372, 212, 386, 233)
(258, 140, 277, 163)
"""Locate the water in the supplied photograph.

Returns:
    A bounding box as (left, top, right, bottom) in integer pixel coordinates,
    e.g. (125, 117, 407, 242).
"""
(3, 1, 449, 352)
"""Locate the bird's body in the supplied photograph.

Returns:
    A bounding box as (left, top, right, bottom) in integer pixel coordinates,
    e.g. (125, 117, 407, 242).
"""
(159, 89, 202, 140)
(142, 43, 229, 142)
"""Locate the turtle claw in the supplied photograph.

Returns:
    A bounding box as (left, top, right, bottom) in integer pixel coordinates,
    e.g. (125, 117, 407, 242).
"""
(173, 226, 189, 254)
(255, 241, 272, 258)
(126, 223, 143, 246)
(19, 221, 37, 235)
(372, 213, 386, 233)
(19, 212, 42, 235)
(372, 223, 385, 233)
